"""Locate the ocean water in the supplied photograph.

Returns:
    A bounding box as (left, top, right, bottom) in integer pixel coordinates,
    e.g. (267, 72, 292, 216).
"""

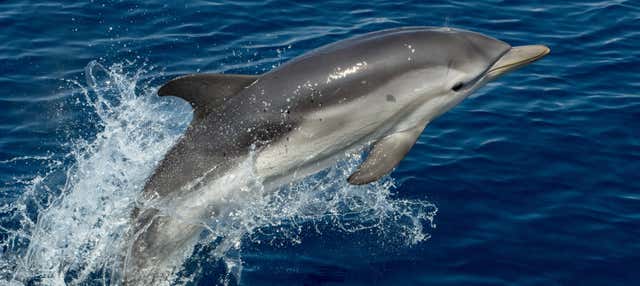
(1, 0, 639, 285)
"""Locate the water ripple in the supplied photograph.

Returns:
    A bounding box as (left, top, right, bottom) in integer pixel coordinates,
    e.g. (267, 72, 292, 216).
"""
(0, 0, 639, 285)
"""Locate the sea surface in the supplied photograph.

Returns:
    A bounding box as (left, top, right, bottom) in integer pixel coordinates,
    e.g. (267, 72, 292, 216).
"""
(1, 1, 639, 285)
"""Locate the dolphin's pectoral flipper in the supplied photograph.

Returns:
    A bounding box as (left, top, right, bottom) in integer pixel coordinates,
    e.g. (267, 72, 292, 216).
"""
(347, 124, 427, 185)
(158, 73, 258, 120)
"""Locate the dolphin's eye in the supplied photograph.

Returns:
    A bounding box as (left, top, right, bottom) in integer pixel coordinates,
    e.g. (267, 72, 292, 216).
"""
(452, 82, 464, 92)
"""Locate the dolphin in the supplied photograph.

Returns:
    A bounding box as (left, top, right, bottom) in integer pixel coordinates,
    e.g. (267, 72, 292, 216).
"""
(121, 27, 549, 284)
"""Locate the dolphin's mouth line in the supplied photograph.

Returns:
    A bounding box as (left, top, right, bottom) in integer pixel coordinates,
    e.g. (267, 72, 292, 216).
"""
(487, 45, 550, 76)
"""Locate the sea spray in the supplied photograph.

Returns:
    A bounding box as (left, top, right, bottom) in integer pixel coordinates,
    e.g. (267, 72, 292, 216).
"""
(1, 61, 192, 285)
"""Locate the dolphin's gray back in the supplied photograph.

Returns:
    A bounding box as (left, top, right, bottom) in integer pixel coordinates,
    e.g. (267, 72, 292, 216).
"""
(235, 27, 509, 114)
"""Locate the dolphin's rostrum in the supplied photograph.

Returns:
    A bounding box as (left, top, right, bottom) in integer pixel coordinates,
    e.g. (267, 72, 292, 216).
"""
(121, 27, 549, 284)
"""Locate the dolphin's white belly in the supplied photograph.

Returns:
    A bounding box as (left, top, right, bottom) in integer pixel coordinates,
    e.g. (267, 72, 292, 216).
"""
(255, 97, 392, 183)
(255, 81, 466, 186)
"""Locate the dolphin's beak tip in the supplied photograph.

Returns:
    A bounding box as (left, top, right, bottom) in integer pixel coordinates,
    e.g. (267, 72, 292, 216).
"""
(509, 44, 551, 62)
(538, 44, 551, 56)
(528, 44, 551, 61)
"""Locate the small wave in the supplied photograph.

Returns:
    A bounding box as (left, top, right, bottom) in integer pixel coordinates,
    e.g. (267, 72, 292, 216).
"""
(0, 155, 54, 165)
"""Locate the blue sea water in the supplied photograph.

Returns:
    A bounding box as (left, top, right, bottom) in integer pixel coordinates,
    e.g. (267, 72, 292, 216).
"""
(1, 0, 639, 285)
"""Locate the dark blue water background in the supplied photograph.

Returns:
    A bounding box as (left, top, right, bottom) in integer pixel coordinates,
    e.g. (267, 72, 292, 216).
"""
(1, 1, 639, 285)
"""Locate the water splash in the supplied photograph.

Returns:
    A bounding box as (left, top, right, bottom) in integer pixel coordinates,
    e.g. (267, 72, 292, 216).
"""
(1, 61, 192, 285)
(1, 62, 437, 285)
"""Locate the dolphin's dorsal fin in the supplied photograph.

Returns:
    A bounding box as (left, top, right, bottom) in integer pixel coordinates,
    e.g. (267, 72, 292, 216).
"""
(347, 123, 427, 185)
(158, 73, 258, 120)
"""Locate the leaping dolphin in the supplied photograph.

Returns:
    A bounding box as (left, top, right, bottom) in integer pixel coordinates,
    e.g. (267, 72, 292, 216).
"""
(121, 27, 549, 284)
